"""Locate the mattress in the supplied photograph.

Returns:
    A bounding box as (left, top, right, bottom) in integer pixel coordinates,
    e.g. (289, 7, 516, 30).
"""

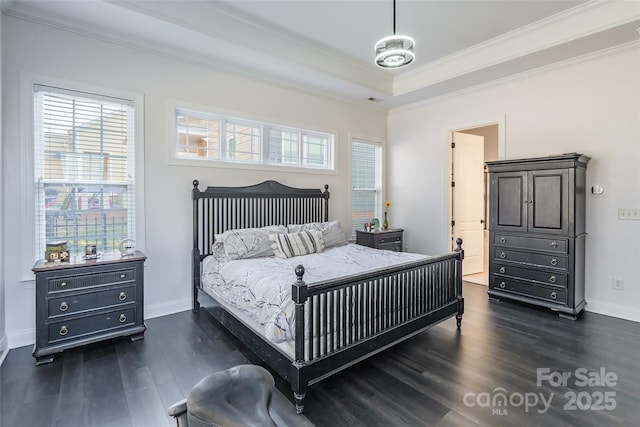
(200, 243, 428, 350)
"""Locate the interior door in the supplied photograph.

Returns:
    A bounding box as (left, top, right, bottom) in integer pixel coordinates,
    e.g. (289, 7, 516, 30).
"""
(452, 131, 485, 275)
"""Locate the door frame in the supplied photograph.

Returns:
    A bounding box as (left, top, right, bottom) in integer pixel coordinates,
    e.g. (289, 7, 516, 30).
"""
(446, 115, 506, 253)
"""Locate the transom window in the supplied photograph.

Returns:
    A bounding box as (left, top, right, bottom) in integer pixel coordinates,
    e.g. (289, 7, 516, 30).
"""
(176, 109, 334, 170)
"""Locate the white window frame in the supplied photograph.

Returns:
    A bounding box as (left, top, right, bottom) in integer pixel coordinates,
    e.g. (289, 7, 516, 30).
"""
(168, 101, 337, 175)
(350, 136, 385, 238)
(19, 73, 145, 281)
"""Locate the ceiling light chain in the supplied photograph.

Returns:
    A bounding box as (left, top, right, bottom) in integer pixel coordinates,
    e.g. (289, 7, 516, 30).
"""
(375, 0, 415, 69)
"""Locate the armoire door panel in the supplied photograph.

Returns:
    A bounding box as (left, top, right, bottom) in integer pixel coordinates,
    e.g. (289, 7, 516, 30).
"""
(530, 170, 569, 235)
(496, 175, 525, 229)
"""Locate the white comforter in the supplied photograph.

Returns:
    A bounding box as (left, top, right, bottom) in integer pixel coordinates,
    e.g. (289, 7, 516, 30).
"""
(201, 243, 427, 343)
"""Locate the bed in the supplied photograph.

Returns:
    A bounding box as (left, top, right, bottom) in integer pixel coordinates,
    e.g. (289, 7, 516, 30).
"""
(191, 179, 464, 414)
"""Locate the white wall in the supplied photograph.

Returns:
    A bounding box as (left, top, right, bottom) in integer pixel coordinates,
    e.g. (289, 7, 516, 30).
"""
(1, 16, 387, 347)
(0, 12, 7, 363)
(389, 45, 640, 322)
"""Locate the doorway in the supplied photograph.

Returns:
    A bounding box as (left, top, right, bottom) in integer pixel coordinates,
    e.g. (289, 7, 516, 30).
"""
(449, 124, 500, 286)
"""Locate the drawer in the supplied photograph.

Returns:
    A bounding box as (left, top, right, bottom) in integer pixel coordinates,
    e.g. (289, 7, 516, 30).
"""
(493, 263, 567, 288)
(492, 278, 566, 305)
(493, 248, 568, 270)
(378, 242, 402, 252)
(48, 284, 136, 317)
(493, 234, 568, 254)
(47, 268, 136, 293)
(377, 233, 402, 245)
(47, 307, 136, 344)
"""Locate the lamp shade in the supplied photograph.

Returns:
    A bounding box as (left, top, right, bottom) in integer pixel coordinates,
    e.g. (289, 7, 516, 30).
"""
(375, 35, 415, 68)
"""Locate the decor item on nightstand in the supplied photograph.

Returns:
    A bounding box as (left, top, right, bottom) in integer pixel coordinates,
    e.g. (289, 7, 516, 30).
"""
(118, 238, 136, 257)
(383, 201, 391, 230)
(84, 243, 98, 260)
(46, 240, 68, 263)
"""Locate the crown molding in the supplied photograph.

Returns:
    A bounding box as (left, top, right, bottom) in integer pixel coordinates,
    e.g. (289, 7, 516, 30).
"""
(394, 0, 640, 96)
(389, 40, 640, 115)
(105, 0, 395, 94)
(3, 0, 393, 102)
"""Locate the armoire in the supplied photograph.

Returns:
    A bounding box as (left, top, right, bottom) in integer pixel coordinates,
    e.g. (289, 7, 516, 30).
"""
(486, 153, 590, 320)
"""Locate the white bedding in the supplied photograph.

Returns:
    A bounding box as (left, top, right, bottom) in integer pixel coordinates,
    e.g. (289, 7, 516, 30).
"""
(201, 243, 427, 344)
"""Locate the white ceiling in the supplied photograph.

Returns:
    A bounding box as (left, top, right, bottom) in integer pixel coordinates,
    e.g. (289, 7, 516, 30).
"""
(3, 0, 640, 109)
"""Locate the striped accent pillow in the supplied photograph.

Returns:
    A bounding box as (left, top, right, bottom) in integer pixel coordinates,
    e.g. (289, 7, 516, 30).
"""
(270, 230, 324, 259)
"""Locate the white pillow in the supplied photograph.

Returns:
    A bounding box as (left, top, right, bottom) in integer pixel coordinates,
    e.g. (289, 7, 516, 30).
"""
(287, 220, 348, 249)
(212, 225, 287, 260)
(270, 230, 324, 259)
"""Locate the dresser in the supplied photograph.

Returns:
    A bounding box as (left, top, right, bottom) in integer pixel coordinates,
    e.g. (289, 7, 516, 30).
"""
(356, 229, 403, 252)
(32, 251, 146, 364)
(486, 154, 589, 320)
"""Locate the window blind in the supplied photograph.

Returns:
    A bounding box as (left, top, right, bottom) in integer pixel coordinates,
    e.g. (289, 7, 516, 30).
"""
(351, 141, 382, 237)
(176, 109, 333, 170)
(34, 85, 136, 258)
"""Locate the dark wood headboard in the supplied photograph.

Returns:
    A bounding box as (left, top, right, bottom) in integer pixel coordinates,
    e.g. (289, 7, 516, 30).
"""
(191, 179, 330, 311)
(192, 179, 330, 260)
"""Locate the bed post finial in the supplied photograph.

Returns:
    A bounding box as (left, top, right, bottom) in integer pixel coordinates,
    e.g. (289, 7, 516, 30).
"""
(193, 179, 199, 189)
(455, 238, 463, 256)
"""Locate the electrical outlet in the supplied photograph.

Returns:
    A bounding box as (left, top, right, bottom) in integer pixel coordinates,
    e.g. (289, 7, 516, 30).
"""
(618, 208, 640, 220)
(612, 278, 624, 290)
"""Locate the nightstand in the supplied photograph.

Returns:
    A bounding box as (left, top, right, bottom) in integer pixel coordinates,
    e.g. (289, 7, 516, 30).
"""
(32, 251, 146, 365)
(355, 229, 404, 252)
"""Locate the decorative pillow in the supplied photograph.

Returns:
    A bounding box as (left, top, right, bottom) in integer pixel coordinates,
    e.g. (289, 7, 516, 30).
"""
(270, 230, 324, 259)
(212, 225, 287, 260)
(287, 220, 348, 249)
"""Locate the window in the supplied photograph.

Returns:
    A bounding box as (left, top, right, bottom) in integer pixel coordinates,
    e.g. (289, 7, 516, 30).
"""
(34, 85, 137, 257)
(351, 140, 382, 237)
(176, 109, 334, 170)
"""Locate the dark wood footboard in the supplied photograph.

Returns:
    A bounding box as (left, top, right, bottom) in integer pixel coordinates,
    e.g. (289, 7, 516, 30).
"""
(290, 239, 464, 413)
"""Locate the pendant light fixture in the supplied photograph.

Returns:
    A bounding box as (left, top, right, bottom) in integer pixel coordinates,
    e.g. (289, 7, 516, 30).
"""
(375, 0, 415, 69)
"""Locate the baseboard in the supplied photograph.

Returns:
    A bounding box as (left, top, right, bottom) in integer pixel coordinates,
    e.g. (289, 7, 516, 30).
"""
(144, 297, 192, 320)
(585, 298, 640, 323)
(5, 298, 192, 350)
(0, 335, 9, 365)
(7, 328, 35, 349)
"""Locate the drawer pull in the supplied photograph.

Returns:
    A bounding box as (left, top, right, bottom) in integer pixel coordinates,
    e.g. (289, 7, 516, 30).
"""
(120, 274, 126, 279)
(549, 276, 557, 284)
(119, 292, 127, 301)
(500, 237, 506, 244)
(59, 326, 68, 336)
(499, 282, 506, 289)
(61, 281, 67, 287)
(499, 267, 505, 274)
(119, 314, 127, 323)
(500, 252, 506, 259)
(550, 292, 557, 300)
(59, 302, 69, 312)
(550, 258, 558, 266)
(550, 241, 558, 249)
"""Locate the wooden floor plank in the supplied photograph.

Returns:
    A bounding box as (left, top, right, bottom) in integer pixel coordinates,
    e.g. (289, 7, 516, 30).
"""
(1, 282, 638, 427)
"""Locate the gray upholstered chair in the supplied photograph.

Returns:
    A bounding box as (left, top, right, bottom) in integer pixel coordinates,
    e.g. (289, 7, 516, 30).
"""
(168, 364, 277, 427)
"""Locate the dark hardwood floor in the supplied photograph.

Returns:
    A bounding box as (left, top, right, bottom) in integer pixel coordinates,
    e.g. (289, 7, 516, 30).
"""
(2, 282, 638, 427)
